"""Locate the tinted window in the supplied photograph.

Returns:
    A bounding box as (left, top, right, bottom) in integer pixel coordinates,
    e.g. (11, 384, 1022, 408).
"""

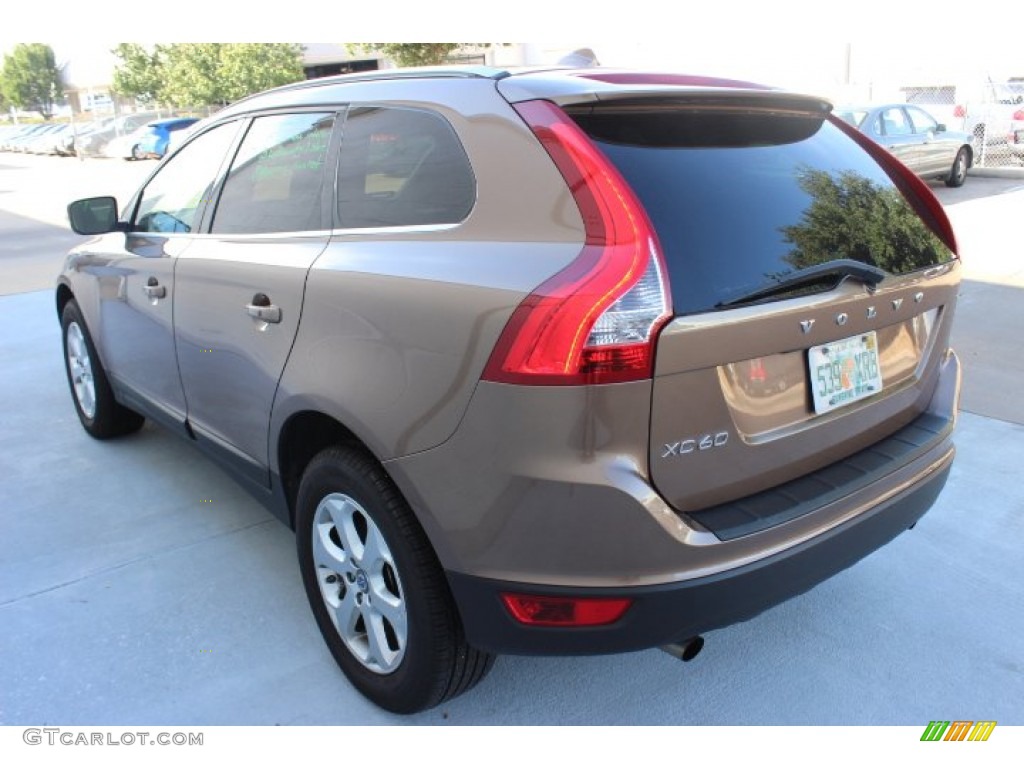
(134, 122, 238, 234)
(211, 113, 335, 234)
(336, 107, 474, 228)
(569, 103, 953, 316)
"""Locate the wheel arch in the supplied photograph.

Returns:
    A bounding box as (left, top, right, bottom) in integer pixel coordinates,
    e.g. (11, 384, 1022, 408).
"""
(274, 406, 460, 582)
(56, 281, 74, 320)
(276, 409, 365, 528)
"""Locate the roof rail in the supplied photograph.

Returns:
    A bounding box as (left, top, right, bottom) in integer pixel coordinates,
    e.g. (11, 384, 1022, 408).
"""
(240, 65, 512, 102)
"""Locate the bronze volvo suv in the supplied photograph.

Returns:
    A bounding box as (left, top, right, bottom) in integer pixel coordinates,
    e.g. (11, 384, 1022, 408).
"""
(57, 67, 961, 713)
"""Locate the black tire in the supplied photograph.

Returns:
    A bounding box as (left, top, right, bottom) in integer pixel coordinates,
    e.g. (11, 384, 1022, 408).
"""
(945, 147, 969, 188)
(296, 446, 494, 713)
(61, 299, 145, 439)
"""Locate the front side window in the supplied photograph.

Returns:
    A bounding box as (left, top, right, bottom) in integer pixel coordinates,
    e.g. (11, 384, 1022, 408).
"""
(133, 122, 239, 234)
(336, 106, 475, 228)
(211, 112, 336, 235)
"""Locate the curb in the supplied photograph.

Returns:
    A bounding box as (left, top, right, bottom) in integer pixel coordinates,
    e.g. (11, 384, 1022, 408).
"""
(969, 166, 1024, 179)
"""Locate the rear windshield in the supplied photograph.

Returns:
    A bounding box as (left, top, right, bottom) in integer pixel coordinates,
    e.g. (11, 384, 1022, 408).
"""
(568, 102, 953, 316)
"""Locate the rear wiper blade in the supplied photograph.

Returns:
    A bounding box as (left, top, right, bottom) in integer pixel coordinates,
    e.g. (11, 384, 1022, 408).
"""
(716, 259, 888, 309)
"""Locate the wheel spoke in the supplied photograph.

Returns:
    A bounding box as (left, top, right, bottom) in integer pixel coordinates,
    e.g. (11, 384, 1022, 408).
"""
(332, 581, 360, 634)
(325, 497, 365, 563)
(360, 523, 390, 571)
(369, 585, 406, 645)
(363, 609, 398, 671)
(312, 520, 350, 575)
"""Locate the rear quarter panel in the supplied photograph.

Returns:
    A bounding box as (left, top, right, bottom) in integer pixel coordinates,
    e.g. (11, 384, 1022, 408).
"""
(269, 79, 586, 464)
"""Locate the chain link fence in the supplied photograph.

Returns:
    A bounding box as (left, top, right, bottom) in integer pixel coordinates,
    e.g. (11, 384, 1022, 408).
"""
(901, 81, 1024, 167)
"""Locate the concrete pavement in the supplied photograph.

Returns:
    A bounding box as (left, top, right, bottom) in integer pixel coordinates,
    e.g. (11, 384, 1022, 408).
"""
(0, 154, 1022, 725)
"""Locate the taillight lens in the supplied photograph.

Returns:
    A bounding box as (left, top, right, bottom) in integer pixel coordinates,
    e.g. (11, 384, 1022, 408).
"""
(1013, 109, 1024, 121)
(482, 100, 671, 386)
(501, 593, 632, 627)
(828, 114, 958, 256)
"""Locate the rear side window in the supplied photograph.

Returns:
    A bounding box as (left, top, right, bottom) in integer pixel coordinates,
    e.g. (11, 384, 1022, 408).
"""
(211, 112, 335, 235)
(567, 101, 953, 316)
(880, 107, 912, 136)
(906, 106, 938, 133)
(336, 106, 475, 228)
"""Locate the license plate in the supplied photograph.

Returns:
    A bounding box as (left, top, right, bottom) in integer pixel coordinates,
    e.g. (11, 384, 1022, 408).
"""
(808, 332, 883, 414)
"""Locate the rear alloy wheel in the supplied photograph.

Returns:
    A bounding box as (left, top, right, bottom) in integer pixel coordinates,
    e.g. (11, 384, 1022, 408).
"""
(945, 147, 969, 187)
(296, 447, 494, 713)
(61, 299, 145, 439)
(314, 491, 408, 674)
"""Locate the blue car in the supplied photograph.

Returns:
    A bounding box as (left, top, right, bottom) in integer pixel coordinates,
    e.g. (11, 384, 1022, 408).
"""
(136, 118, 200, 159)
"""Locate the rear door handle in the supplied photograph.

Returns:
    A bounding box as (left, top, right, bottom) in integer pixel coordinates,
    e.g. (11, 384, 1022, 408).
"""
(246, 293, 282, 324)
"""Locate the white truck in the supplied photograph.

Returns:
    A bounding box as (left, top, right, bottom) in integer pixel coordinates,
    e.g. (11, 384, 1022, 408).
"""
(901, 81, 1024, 156)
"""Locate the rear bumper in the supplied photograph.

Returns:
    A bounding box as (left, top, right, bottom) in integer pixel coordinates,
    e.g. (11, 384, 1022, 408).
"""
(447, 450, 952, 655)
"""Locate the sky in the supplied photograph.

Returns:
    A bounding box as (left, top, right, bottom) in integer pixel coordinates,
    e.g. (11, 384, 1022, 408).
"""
(2, 2, 1021, 101)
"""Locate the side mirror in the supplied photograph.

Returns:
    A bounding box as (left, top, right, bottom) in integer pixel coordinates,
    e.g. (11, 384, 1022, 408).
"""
(68, 196, 123, 235)
(935, 123, 947, 132)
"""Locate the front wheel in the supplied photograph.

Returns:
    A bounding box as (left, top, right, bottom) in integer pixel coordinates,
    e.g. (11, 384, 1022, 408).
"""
(295, 446, 494, 713)
(945, 147, 969, 187)
(61, 299, 144, 439)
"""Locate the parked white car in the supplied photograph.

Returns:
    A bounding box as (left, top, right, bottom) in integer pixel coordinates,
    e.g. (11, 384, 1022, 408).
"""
(103, 125, 151, 160)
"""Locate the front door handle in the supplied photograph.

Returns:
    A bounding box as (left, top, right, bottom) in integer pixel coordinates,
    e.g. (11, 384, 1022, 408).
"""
(246, 293, 282, 324)
(143, 277, 166, 299)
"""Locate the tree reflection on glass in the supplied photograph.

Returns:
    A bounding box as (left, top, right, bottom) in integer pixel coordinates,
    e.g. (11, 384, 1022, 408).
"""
(781, 168, 952, 275)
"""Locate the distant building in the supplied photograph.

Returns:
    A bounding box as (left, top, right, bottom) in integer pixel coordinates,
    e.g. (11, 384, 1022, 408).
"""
(301, 44, 381, 79)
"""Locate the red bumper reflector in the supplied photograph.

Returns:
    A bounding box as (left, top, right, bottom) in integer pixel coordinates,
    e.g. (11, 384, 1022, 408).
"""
(501, 593, 632, 627)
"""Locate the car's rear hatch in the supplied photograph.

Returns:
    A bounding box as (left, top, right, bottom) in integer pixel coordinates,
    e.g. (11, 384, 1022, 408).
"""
(540, 81, 960, 539)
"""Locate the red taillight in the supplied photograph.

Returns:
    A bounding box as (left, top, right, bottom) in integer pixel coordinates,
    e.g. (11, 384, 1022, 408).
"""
(953, 104, 966, 118)
(827, 114, 958, 256)
(482, 100, 671, 386)
(749, 358, 767, 384)
(1013, 109, 1024, 121)
(501, 593, 632, 627)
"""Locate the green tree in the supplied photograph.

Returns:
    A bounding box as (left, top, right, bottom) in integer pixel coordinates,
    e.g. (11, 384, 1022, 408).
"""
(111, 43, 164, 105)
(1, 43, 62, 118)
(159, 43, 226, 107)
(218, 43, 304, 102)
(155, 43, 305, 108)
(352, 44, 486, 67)
(781, 168, 950, 276)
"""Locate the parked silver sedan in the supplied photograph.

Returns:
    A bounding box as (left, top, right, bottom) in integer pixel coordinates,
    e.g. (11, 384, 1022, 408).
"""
(835, 103, 975, 187)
